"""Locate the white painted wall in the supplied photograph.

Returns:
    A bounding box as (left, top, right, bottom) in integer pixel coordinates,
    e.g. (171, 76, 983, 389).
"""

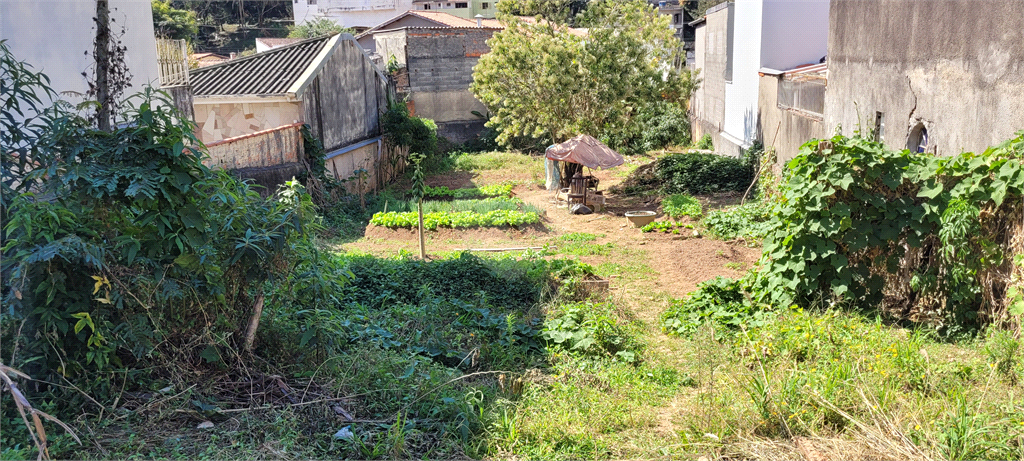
(1, 0, 160, 107)
(722, 0, 763, 150)
(760, 0, 829, 71)
(293, 0, 414, 29)
(719, 0, 829, 150)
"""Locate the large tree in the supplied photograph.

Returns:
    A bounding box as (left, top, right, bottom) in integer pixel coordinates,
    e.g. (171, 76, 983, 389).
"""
(472, 0, 697, 150)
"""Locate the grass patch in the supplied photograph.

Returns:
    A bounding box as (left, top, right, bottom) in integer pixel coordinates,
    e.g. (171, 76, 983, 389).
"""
(662, 193, 703, 219)
(384, 197, 543, 215)
(453, 151, 539, 172)
(423, 184, 513, 199)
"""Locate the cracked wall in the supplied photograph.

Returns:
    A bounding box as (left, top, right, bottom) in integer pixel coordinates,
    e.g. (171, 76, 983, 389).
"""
(823, 0, 1024, 155)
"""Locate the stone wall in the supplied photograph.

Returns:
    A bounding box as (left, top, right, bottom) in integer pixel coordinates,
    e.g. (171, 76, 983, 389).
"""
(194, 101, 302, 145)
(824, 0, 1024, 155)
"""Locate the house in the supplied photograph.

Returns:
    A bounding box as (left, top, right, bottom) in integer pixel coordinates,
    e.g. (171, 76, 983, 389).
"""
(255, 38, 304, 53)
(192, 52, 230, 67)
(823, 0, 1024, 156)
(293, 0, 415, 32)
(757, 63, 827, 163)
(650, 1, 695, 65)
(0, 0, 160, 107)
(189, 34, 395, 189)
(689, 0, 829, 157)
(373, 25, 502, 143)
(355, 10, 501, 54)
(411, 0, 498, 20)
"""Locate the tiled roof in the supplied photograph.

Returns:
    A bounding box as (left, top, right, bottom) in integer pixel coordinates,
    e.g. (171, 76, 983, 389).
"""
(357, 10, 502, 40)
(190, 35, 333, 97)
(256, 37, 304, 48)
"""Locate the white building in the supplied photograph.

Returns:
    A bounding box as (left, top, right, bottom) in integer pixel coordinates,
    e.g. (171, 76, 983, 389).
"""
(691, 0, 829, 155)
(293, 0, 416, 31)
(0, 0, 161, 107)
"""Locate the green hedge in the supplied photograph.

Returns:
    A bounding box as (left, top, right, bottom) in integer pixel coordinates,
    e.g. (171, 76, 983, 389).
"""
(656, 152, 753, 195)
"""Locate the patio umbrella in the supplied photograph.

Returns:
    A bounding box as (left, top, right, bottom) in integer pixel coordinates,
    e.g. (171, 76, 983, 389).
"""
(545, 134, 624, 169)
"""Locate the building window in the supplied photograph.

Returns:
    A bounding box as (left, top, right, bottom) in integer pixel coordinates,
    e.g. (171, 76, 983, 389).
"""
(908, 123, 928, 153)
(423, 3, 430, 8)
(482, 2, 489, 9)
(674, 13, 680, 24)
(307, 0, 316, 4)
(456, 2, 467, 7)
(873, 111, 885, 142)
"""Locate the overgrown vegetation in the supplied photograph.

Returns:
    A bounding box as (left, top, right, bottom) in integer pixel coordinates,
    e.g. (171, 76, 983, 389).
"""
(752, 134, 1024, 334)
(701, 201, 774, 241)
(662, 193, 703, 219)
(657, 152, 753, 195)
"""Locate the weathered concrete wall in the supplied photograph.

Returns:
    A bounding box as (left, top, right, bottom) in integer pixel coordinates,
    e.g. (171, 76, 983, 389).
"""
(690, 3, 730, 152)
(373, 30, 408, 66)
(376, 27, 497, 143)
(325, 140, 380, 193)
(194, 100, 302, 144)
(165, 85, 195, 122)
(293, 0, 414, 29)
(825, 0, 1024, 155)
(757, 75, 825, 164)
(302, 37, 388, 153)
(358, 16, 439, 53)
(203, 123, 304, 170)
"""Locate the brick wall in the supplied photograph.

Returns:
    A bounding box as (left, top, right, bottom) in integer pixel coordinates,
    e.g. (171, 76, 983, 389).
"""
(404, 28, 496, 93)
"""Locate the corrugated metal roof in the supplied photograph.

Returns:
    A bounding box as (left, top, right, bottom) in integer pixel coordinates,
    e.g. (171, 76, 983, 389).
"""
(356, 10, 503, 40)
(784, 62, 827, 82)
(190, 35, 333, 97)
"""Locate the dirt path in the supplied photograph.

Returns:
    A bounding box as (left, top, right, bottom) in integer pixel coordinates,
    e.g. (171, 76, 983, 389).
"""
(343, 161, 760, 318)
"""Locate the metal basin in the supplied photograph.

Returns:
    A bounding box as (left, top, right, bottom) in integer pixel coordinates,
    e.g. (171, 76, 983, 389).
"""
(624, 210, 656, 227)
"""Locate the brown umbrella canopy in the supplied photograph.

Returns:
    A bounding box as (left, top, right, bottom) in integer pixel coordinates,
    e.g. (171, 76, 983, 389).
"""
(545, 135, 625, 170)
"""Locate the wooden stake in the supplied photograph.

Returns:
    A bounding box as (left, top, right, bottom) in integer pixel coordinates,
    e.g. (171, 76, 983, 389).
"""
(243, 293, 265, 352)
(417, 199, 426, 259)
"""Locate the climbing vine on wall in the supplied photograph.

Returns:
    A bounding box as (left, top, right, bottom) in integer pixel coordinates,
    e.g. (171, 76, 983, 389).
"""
(751, 133, 1024, 334)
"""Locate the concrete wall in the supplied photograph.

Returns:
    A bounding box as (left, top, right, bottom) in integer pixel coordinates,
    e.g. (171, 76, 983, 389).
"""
(194, 100, 302, 144)
(690, 4, 731, 153)
(301, 37, 387, 153)
(373, 30, 408, 65)
(1, 0, 160, 108)
(757, 75, 825, 164)
(824, 0, 1024, 155)
(378, 27, 497, 141)
(204, 123, 304, 170)
(325, 140, 381, 192)
(293, 0, 414, 29)
(358, 16, 440, 53)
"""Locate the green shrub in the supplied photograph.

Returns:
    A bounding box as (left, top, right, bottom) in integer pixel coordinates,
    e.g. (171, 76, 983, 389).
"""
(603, 101, 691, 156)
(453, 151, 538, 171)
(661, 277, 773, 337)
(542, 302, 643, 363)
(656, 152, 753, 195)
(701, 201, 774, 241)
(694, 133, 714, 150)
(662, 194, 702, 219)
(1, 87, 317, 391)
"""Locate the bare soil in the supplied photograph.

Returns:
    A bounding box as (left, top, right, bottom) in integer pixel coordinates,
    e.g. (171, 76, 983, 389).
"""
(344, 160, 760, 304)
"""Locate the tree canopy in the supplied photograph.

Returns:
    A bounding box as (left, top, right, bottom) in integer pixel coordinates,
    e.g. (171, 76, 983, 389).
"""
(496, 0, 589, 25)
(288, 17, 352, 39)
(471, 0, 697, 151)
(152, 0, 199, 42)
